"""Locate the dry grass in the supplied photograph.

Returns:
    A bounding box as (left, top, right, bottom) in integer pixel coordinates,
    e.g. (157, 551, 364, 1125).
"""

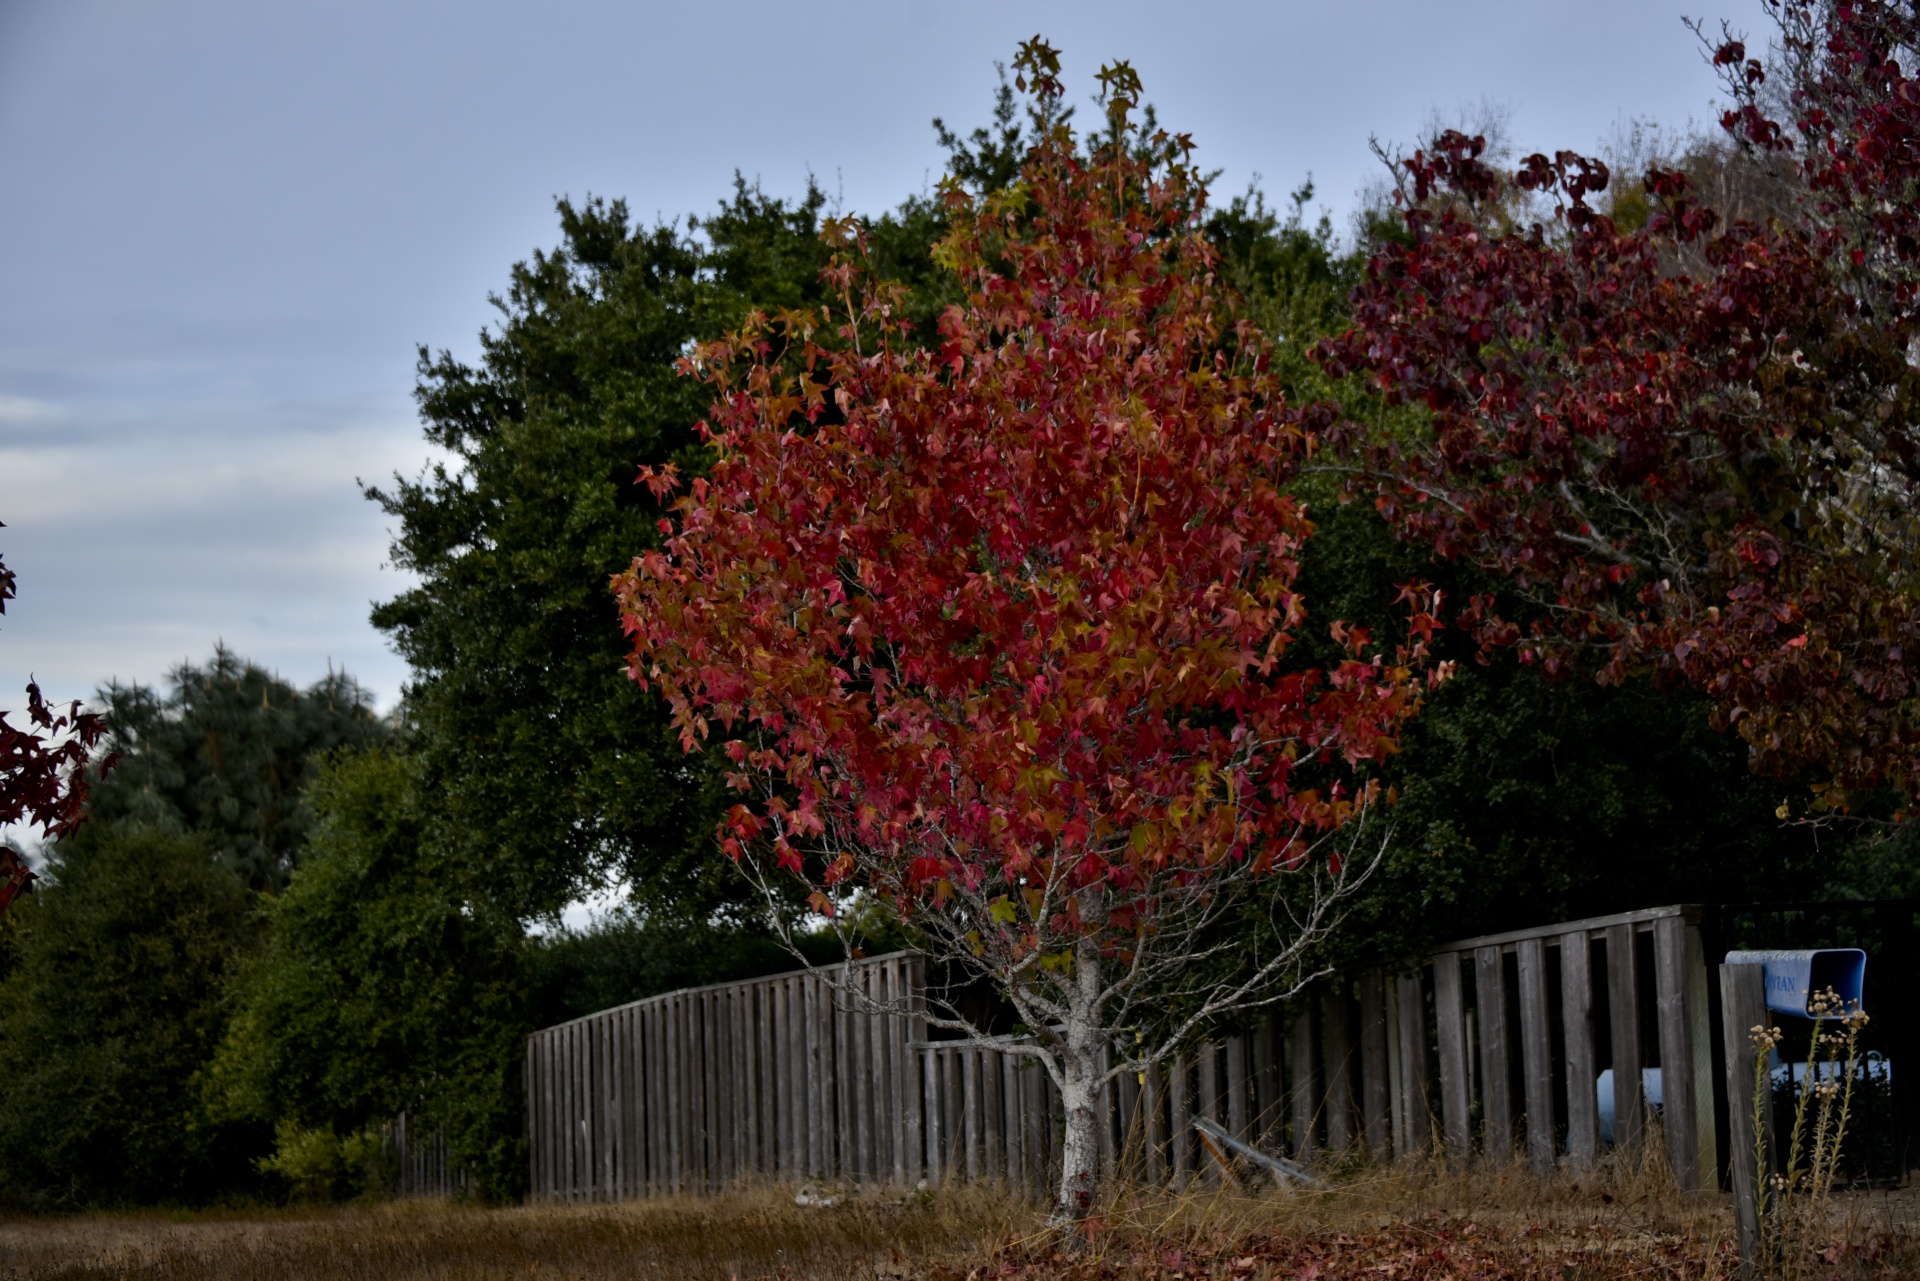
(2, 1165, 1916, 1281)
(0, 1186, 1032, 1281)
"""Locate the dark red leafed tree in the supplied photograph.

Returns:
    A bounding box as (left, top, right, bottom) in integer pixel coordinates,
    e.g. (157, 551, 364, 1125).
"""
(1319, 1, 1920, 810)
(615, 45, 1434, 1220)
(0, 532, 111, 911)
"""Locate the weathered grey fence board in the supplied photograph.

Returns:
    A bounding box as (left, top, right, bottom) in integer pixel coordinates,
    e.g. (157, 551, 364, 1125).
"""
(1516, 937, 1554, 1172)
(527, 906, 1720, 1201)
(1720, 962, 1769, 1274)
(1475, 944, 1514, 1161)
(1288, 1011, 1316, 1158)
(1605, 922, 1645, 1155)
(1434, 953, 1471, 1165)
(1560, 931, 1599, 1169)
(1360, 972, 1390, 1158)
(1322, 988, 1354, 1152)
(1395, 971, 1431, 1158)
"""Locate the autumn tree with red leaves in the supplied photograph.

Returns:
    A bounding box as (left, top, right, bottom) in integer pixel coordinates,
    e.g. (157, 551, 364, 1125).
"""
(0, 531, 110, 912)
(1320, 1, 1920, 812)
(616, 44, 1434, 1221)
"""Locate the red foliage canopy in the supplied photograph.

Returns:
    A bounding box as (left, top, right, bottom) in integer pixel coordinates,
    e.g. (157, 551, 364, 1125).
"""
(1319, 1, 1920, 805)
(0, 540, 110, 911)
(614, 72, 1431, 939)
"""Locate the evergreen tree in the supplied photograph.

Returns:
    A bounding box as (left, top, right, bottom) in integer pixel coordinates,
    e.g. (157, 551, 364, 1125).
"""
(212, 747, 528, 1199)
(367, 184, 952, 921)
(88, 645, 387, 889)
(0, 825, 266, 1207)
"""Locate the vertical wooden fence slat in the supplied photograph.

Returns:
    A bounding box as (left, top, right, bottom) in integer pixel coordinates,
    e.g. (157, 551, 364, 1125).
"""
(1169, 1053, 1192, 1188)
(1385, 981, 1407, 1159)
(551, 1028, 563, 1199)
(642, 1005, 659, 1196)
(866, 966, 886, 1184)
(946, 1049, 966, 1177)
(785, 976, 804, 1181)
(1720, 962, 1769, 1273)
(623, 1009, 638, 1198)
(1397, 972, 1432, 1158)
(1559, 931, 1598, 1170)
(1360, 971, 1391, 1159)
(858, 975, 876, 1182)
(1254, 1017, 1282, 1148)
(1021, 1052, 1036, 1190)
(1605, 923, 1644, 1155)
(1653, 914, 1702, 1190)
(667, 996, 685, 1194)
(1197, 1043, 1220, 1181)
(1001, 1050, 1022, 1187)
(549, 1029, 560, 1206)
(985, 1044, 1006, 1182)
(1143, 1059, 1165, 1185)
(1475, 945, 1513, 1161)
(802, 976, 821, 1180)
(1516, 937, 1555, 1172)
(924, 1048, 944, 1184)
(1322, 987, 1355, 1153)
(635, 1007, 649, 1197)
(743, 986, 759, 1182)
(831, 977, 848, 1181)
(754, 984, 771, 1182)
(578, 1022, 590, 1197)
(962, 1045, 981, 1181)
(1226, 1035, 1250, 1144)
(904, 960, 926, 1188)
(604, 1014, 619, 1198)
(1288, 1008, 1317, 1159)
(1434, 953, 1471, 1166)
(562, 1024, 575, 1199)
(583, 1020, 595, 1198)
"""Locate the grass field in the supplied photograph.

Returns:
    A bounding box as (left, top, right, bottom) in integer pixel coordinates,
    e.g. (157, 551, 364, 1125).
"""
(3, 1166, 1917, 1280)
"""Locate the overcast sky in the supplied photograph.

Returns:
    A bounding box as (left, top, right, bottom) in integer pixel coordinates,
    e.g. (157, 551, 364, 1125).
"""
(0, 0, 1769, 715)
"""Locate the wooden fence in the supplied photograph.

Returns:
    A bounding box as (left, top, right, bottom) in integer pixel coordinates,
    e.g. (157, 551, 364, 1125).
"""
(525, 904, 1723, 1200)
(385, 1112, 464, 1198)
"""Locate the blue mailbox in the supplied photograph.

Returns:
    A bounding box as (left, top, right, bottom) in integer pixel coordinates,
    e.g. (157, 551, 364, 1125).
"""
(1724, 948, 1866, 1018)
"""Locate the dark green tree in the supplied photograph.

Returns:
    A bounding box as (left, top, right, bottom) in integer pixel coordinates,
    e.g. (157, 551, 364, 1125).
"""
(88, 646, 387, 889)
(368, 186, 844, 921)
(366, 174, 969, 923)
(212, 747, 529, 1199)
(0, 825, 266, 1207)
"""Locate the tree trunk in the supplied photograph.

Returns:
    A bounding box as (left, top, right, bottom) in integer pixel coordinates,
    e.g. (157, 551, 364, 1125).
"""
(1052, 936, 1103, 1227)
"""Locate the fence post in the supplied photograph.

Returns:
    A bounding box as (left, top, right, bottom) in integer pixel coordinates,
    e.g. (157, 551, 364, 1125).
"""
(1288, 1006, 1318, 1159)
(1559, 930, 1599, 1170)
(1396, 971, 1431, 1158)
(1142, 1058, 1165, 1185)
(1474, 945, 1513, 1162)
(1360, 971, 1391, 1160)
(1720, 962, 1769, 1278)
(1321, 987, 1354, 1153)
(1653, 914, 1708, 1190)
(1170, 1053, 1192, 1188)
(1516, 937, 1555, 1172)
(1254, 1016, 1282, 1149)
(1433, 953, 1471, 1166)
(1606, 922, 1645, 1157)
(1226, 1034, 1250, 1145)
